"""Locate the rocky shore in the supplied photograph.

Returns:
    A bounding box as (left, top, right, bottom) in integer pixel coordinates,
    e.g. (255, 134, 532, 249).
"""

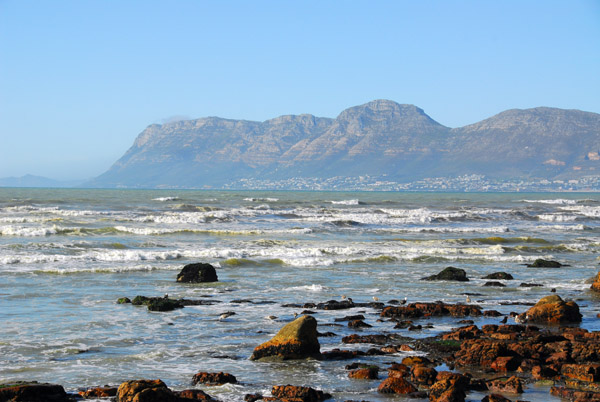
(2, 264, 600, 402)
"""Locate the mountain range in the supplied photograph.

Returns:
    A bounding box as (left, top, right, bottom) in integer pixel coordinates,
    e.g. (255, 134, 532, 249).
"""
(86, 100, 600, 189)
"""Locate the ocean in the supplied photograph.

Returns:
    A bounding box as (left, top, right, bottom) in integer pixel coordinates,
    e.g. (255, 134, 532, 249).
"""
(1, 188, 599, 401)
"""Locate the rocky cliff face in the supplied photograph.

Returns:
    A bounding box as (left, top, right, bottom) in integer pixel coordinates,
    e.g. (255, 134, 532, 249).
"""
(87, 100, 600, 188)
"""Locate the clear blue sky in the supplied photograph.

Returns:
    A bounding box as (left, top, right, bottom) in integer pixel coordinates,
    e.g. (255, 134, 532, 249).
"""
(1, 0, 599, 180)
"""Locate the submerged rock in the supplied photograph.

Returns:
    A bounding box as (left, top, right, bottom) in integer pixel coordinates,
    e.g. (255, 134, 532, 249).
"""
(483, 281, 506, 287)
(482, 272, 514, 280)
(250, 315, 321, 361)
(526, 259, 566, 268)
(131, 295, 184, 312)
(176, 263, 218, 283)
(523, 294, 582, 324)
(422, 267, 469, 282)
(0, 382, 69, 402)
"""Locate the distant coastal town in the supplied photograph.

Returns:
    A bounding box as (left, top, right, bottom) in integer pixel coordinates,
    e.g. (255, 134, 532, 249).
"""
(221, 174, 600, 192)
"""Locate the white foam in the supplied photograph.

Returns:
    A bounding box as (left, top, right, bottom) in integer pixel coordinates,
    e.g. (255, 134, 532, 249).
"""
(331, 199, 361, 205)
(537, 214, 578, 222)
(523, 199, 578, 205)
(288, 284, 329, 292)
(0, 225, 59, 237)
(244, 197, 279, 202)
(152, 196, 179, 201)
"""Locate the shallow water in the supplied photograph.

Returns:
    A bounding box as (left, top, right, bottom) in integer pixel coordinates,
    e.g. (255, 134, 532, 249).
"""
(1, 189, 600, 401)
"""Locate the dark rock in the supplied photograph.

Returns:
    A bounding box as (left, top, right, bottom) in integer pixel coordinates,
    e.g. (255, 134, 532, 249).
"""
(519, 283, 543, 287)
(176, 263, 218, 283)
(483, 281, 506, 287)
(321, 349, 366, 360)
(317, 300, 355, 310)
(147, 298, 184, 312)
(117, 297, 131, 304)
(550, 386, 600, 401)
(334, 315, 365, 322)
(192, 371, 237, 385)
(244, 393, 263, 402)
(428, 378, 466, 402)
(483, 272, 514, 280)
(250, 315, 321, 361)
(481, 395, 512, 402)
(271, 385, 331, 402)
(341, 334, 389, 344)
(381, 301, 481, 319)
(410, 365, 437, 386)
(561, 363, 600, 382)
(526, 259, 567, 268)
(422, 267, 469, 281)
(0, 382, 69, 402)
(348, 320, 371, 328)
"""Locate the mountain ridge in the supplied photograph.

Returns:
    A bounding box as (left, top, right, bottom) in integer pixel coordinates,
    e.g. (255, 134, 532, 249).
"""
(86, 100, 600, 189)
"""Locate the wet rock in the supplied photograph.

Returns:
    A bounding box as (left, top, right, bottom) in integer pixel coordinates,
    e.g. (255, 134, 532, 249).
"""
(334, 315, 365, 322)
(317, 300, 355, 310)
(402, 355, 432, 367)
(250, 315, 321, 361)
(483, 281, 506, 287)
(348, 367, 379, 379)
(592, 271, 600, 292)
(531, 365, 559, 380)
(483, 272, 514, 280)
(491, 356, 520, 372)
(526, 259, 567, 268)
(523, 295, 582, 324)
(428, 378, 466, 402)
(116, 379, 175, 402)
(561, 363, 600, 382)
(79, 386, 118, 399)
(348, 320, 371, 328)
(486, 376, 523, 393)
(443, 325, 483, 340)
(519, 283, 543, 287)
(244, 393, 263, 402)
(453, 339, 508, 368)
(176, 263, 218, 283)
(341, 334, 389, 344)
(131, 295, 184, 312)
(321, 349, 365, 360)
(410, 365, 437, 386)
(377, 377, 417, 394)
(484, 310, 503, 317)
(117, 297, 131, 304)
(550, 386, 600, 401)
(176, 389, 215, 400)
(422, 267, 469, 282)
(270, 385, 331, 402)
(0, 382, 69, 402)
(381, 301, 481, 319)
(481, 395, 512, 402)
(388, 363, 411, 378)
(192, 371, 237, 385)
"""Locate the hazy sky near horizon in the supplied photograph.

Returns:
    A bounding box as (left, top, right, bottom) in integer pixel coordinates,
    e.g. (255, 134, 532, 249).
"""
(1, 1, 599, 180)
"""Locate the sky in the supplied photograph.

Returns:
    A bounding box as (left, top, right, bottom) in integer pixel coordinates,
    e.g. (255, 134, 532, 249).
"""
(1, 1, 599, 180)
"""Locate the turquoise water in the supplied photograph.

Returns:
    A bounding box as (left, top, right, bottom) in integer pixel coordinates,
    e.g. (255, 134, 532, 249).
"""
(1, 189, 599, 401)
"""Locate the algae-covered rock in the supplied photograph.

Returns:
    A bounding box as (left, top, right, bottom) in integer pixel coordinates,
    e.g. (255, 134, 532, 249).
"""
(591, 271, 600, 292)
(422, 267, 469, 281)
(250, 315, 321, 361)
(483, 272, 514, 280)
(523, 295, 582, 324)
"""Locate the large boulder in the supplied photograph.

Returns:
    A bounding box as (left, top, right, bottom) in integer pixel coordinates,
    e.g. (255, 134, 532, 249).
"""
(176, 263, 218, 283)
(523, 295, 582, 324)
(192, 372, 237, 385)
(482, 272, 513, 280)
(250, 315, 321, 361)
(428, 378, 466, 402)
(377, 377, 417, 394)
(0, 382, 69, 402)
(422, 267, 469, 282)
(526, 259, 566, 268)
(116, 379, 176, 402)
(591, 271, 600, 292)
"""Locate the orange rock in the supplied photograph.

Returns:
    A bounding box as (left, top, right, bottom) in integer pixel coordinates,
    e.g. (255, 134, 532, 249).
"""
(491, 356, 520, 372)
(377, 377, 417, 394)
(79, 386, 118, 398)
(388, 363, 410, 378)
(410, 365, 438, 386)
(524, 295, 582, 324)
(116, 379, 175, 402)
(0, 382, 69, 402)
(271, 385, 331, 402)
(550, 386, 600, 402)
(176, 389, 214, 400)
(428, 379, 466, 402)
(192, 371, 237, 385)
(591, 271, 600, 292)
(486, 376, 523, 394)
(562, 363, 600, 383)
(348, 367, 378, 379)
(401, 355, 432, 367)
(481, 394, 512, 402)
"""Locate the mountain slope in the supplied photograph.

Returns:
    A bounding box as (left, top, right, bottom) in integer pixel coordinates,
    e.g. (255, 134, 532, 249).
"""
(87, 100, 600, 188)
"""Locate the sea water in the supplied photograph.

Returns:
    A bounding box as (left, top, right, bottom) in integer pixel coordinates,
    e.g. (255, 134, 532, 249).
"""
(1, 188, 599, 401)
